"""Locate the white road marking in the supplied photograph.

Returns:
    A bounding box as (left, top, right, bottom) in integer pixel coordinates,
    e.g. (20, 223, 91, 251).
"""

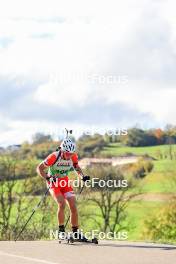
(0, 250, 61, 264)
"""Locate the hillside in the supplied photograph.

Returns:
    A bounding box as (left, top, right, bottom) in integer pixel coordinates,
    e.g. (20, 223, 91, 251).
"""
(101, 143, 176, 159)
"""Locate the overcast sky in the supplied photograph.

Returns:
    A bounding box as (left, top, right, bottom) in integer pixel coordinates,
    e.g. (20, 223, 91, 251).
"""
(0, 0, 176, 146)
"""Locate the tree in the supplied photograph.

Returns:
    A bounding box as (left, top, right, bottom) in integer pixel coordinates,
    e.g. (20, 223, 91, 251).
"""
(125, 128, 158, 147)
(77, 134, 107, 158)
(0, 156, 17, 239)
(32, 133, 53, 145)
(153, 129, 165, 144)
(80, 165, 138, 235)
(0, 155, 50, 240)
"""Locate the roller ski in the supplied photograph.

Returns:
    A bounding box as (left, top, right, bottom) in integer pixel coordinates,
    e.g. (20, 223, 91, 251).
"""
(67, 230, 98, 244)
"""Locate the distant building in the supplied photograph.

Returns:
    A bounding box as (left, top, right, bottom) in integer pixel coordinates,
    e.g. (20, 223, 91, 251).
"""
(79, 155, 153, 169)
(7, 144, 21, 151)
(79, 158, 112, 169)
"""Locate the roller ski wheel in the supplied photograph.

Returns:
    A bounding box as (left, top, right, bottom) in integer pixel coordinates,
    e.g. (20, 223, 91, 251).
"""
(67, 236, 74, 244)
(91, 237, 98, 244)
(58, 232, 68, 244)
(67, 234, 98, 244)
(58, 238, 69, 244)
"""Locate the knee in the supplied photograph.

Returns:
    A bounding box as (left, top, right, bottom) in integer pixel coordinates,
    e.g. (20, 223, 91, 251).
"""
(58, 201, 66, 211)
(70, 203, 78, 214)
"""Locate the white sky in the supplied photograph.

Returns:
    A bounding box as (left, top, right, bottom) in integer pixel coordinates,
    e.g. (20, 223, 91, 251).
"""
(0, 0, 176, 146)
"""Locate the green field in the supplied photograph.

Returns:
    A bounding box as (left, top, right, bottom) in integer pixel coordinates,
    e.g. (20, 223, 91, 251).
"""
(101, 143, 176, 159)
(133, 160, 176, 193)
(101, 143, 176, 194)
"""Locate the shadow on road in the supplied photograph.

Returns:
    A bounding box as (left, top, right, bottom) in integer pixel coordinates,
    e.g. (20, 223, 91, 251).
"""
(97, 243, 176, 250)
(67, 242, 176, 250)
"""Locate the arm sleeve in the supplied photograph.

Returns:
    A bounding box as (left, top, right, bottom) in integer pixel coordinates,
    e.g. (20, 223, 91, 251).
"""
(72, 153, 79, 168)
(44, 152, 57, 167)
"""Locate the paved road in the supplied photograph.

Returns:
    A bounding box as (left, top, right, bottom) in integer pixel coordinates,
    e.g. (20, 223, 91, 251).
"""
(0, 240, 175, 264)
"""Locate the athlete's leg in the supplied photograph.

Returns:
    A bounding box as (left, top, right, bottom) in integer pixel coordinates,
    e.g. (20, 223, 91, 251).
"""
(65, 193, 87, 241)
(56, 195, 66, 226)
(50, 189, 66, 225)
(66, 194, 78, 227)
(61, 176, 78, 227)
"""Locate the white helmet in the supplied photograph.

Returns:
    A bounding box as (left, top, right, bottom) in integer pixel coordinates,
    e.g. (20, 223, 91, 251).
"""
(60, 138, 76, 153)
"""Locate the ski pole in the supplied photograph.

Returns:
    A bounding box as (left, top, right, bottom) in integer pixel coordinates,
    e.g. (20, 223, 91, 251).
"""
(64, 184, 85, 229)
(14, 187, 50, 242)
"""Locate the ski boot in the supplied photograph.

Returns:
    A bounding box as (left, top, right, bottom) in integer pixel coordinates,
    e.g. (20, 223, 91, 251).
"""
(58, 225, 67, 243)
(67, 228, 98, 244)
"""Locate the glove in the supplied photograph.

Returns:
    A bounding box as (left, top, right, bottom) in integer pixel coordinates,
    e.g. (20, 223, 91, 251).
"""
(46, 176, 57, 183)
(82, 175, 90, 182)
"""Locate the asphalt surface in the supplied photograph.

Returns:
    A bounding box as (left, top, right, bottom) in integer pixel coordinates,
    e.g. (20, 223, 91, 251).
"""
(0, 240, 176, 264)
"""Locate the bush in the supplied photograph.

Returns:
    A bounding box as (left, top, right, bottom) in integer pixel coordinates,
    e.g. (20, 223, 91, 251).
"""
(142, 202, 176, 243)
(77, 134, 107, 158)
(130, 159, 154, 179)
